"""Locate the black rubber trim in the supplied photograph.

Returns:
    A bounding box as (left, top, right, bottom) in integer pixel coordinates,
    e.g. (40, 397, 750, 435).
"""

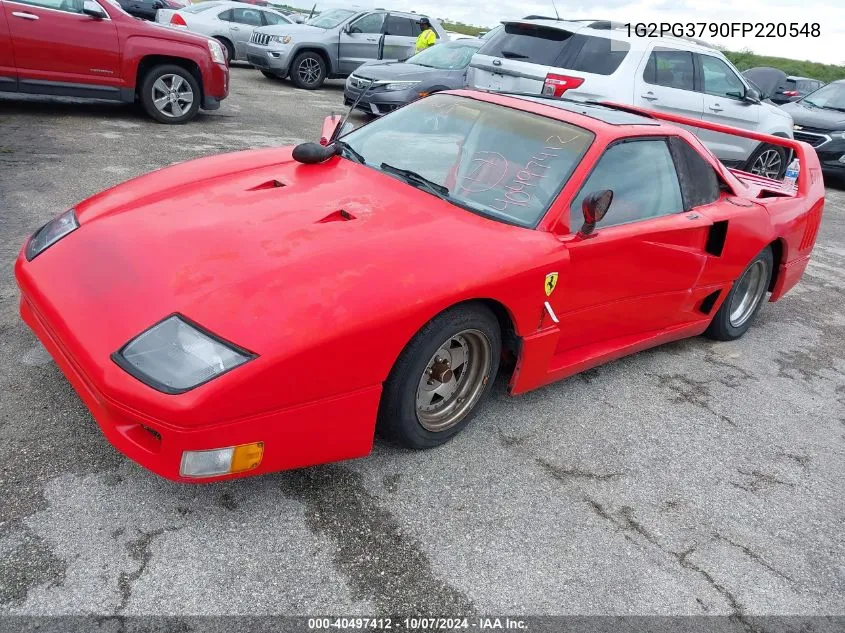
(705, 220, 729, 257)
(699, 290, 721, 315)
(111, 313, 258, 395)
(19, 79, 123, 101)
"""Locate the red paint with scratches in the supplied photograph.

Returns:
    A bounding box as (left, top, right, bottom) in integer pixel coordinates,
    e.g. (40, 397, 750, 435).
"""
(15, 90, 825, 481)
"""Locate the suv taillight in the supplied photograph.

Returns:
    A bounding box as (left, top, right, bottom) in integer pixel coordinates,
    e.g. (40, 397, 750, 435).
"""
(542, 73, 584, 98)
(782, 90, 799, 97)
(170, 13, 187, 26)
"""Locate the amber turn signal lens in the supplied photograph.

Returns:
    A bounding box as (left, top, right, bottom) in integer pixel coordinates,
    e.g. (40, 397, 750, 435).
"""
(231, 442, 264, 474)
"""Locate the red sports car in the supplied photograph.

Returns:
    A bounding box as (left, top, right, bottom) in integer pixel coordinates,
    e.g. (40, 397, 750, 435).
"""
(15, 91, 825, 481)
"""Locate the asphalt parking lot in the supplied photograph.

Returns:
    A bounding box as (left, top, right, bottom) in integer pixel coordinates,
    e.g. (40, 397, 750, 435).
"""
(0, 65, 843, 624)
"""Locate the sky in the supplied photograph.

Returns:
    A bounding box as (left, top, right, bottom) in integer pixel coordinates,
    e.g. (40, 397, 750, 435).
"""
(324, 0, 844, 65)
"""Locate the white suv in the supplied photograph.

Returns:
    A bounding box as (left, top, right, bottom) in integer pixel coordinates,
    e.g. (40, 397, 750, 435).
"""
(467, 19, 795, 179)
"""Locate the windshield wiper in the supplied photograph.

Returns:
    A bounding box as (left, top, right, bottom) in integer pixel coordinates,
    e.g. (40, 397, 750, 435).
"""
(821, 105, 845, 113)
(500, 50, 529, 59)
(334, 140, 366, 164)
(803, 99, 820, 108)
(380, 163, 449, 197)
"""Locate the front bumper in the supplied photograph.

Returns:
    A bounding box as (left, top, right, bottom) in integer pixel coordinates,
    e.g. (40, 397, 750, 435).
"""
(343, 84, 415, 116)
(203, 62, 229, 105)
(246, 43, 290, 74)
(18, 289, 380, 482)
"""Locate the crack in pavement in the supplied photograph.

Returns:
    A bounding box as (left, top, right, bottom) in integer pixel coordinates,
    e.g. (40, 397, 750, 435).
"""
(537, 459, 626, 485)
(279, 465, 475, 616)
(583, 497, 757, 631)
(116, 527, 175, 614)
(651, 373, 739, 428)
(714, 532, 794, 585)
(729, 469, 795, 494)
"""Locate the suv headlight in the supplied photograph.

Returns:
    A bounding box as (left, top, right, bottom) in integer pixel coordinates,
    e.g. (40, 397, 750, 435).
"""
(829, 131, 845, 140)
(113, 315, 255, 393)
(271, 35, 292, 44)
(208, 38, 226, 64)
(25, 210, 79, 261)
(383, 81, 421, 91)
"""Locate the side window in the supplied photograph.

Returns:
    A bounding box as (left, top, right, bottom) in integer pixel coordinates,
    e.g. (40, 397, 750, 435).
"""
(559, 34, 629, 76)
(348, 12, 385, 34)
(642, 49, 695, 91)
(385, 15, 414, 37)
(570, 139, 684, 229)
(217, 9, 233, 21)
(12, 0, 84, 13)
(262, 11, 289, 26)
(699, 55, 745, 99)
(666, 137, 722, 210)
(232, 8, 263, 26)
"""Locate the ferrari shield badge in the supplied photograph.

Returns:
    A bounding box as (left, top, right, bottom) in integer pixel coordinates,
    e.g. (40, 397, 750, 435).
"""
(544, 272, 559, 297)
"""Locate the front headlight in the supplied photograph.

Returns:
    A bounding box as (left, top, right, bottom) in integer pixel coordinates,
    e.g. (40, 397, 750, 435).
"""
(208, 38, 226, 64)
(829, 131, 845, 140)
(26, 209, 79, 261)
(383, 81, 421, 91)
(114, 315, 255, 393)
(271, 35, 292, 44)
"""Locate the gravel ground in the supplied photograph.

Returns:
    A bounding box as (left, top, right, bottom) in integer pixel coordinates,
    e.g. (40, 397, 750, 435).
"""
(0, 66, 843, 624)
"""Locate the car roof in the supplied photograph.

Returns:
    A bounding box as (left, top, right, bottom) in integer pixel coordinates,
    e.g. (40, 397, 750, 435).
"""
(500, 18, 720, 54)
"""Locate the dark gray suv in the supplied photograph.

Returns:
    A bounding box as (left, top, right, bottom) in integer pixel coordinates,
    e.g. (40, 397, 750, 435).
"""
(246, 8, 446, 89)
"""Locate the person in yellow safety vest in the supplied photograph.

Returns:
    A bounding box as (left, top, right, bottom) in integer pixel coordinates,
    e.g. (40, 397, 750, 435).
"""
(415, 17, 436, 53)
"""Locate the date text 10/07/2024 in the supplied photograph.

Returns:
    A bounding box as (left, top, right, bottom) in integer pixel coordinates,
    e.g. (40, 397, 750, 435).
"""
(626, 22, 820, 38)
(307, 617, 528, 630)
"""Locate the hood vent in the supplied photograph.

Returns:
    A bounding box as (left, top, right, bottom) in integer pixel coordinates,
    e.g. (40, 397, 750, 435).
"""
(249, 179, 286, 191)
(317, 209, 356, 223)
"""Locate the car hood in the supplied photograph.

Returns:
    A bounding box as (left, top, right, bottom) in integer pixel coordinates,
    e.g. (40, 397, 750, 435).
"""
(780, 101, 845, 130)
(42, 149, 546, 361)
(253, 22, 327, 36)
(354, 61, 462, 81)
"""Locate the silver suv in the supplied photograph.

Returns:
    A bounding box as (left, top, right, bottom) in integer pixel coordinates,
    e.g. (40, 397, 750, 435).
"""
(467, 19, 795, 178)
(246, 8, 446, 90)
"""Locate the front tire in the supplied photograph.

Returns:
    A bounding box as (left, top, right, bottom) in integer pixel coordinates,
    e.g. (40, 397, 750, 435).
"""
(289, 52, 326, 90)
(705, 247, 773, 341)
(377, 304, 501, 449)
(140, 64, 201, 124)
(746, 144, 787, 180)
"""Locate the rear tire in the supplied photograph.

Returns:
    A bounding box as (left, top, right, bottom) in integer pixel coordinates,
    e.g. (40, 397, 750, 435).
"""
(705, 247, 773, 341)
(139, 64, 201, 124)
(377, 304, 501, 449)
(289, 51, 326, 90)
(746, 144, 787, 180)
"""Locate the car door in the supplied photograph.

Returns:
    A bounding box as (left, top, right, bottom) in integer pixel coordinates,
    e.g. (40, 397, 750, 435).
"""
(4, 0, 120, 93)
(634, 46, 704, 120)
(696, 53, 759, 164)
(549, 137, 713, 354)
(337, 11, 385, 75)
(225, 6, 263, 58)
(382, 13, 418, 61)
(0, 1, 17, 92)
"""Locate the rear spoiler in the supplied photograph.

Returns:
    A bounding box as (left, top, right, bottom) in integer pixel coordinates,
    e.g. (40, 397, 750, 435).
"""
(600, 102, 814, 197)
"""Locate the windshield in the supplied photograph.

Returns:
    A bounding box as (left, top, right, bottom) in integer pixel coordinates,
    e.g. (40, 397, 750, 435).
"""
(408, 42, 481, 69)
(339, 95, 594, 228)
(802, 82, 845, 111)
(307, 8, 356, 28)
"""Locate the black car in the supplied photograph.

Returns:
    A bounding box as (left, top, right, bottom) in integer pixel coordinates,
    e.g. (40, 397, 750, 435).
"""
(742, 68, 824, 105)
(781, 80, 845, 178)
(115, 0, 166, 20)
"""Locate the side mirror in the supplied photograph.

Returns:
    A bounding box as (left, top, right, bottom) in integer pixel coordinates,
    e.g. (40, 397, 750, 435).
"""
(82, 0, 107, 18)
(578, 190, 613, 238)
(292, 142, 337, 164)
(744, 87, 761, 104)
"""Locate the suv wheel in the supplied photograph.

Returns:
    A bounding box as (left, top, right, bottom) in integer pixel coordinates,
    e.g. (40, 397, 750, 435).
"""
(140, 64, 201, 124)
(290, 52, 326, 90)
(746, 144, 786, 180)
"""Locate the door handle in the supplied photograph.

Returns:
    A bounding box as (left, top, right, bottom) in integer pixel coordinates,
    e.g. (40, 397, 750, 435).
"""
(12, 11, 39, 19)
(640, 92, 657, 101)
(366, 38, 377, 42)
(231, 26, 240, 31)
(709, 104, 723, 112)
(492, 59, 502, 66)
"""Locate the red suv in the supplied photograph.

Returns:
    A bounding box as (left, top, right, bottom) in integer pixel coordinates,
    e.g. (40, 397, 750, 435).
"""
(0, 0, 229, 123)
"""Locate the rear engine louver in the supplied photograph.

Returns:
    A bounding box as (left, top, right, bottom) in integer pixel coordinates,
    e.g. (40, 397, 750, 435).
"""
(249, 179, 286, 191)
(317, 210, 356, 223)
(799, 202, 824, 251)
